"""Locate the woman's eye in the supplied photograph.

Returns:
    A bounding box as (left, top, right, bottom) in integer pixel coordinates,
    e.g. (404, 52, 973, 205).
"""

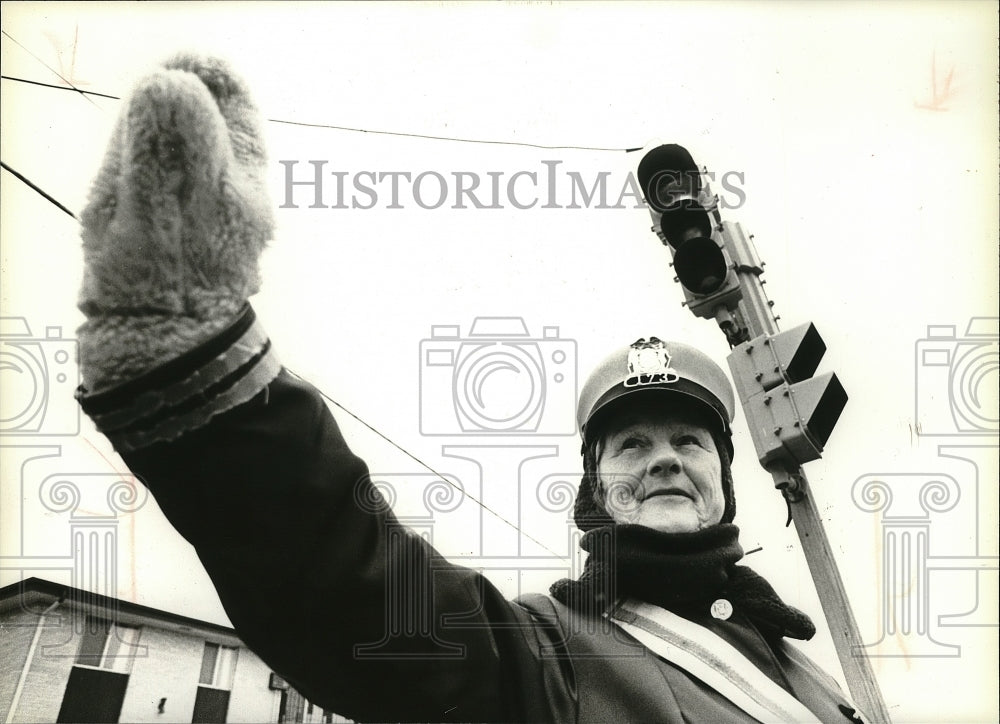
(676, 434, 702, 447)
(619, 436, 643, 450)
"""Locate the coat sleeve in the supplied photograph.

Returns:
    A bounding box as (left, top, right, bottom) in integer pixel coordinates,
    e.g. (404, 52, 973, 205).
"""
(76, 307, 563, 723)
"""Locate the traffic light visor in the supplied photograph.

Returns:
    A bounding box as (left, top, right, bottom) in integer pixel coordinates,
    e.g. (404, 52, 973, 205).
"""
(793, 372, 848, 451)
(638, 144, 702, 214)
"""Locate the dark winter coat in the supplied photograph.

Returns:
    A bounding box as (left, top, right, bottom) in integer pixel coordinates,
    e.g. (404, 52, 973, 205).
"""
(78, 306, 865, 723)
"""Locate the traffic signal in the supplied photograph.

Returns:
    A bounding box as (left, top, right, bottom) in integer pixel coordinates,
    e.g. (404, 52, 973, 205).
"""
(728, 322, 848, 467)
(637, 144, 742, 320)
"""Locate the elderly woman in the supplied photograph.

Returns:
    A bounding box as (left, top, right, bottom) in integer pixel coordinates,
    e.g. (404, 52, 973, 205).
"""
(76, 54, 864, 723)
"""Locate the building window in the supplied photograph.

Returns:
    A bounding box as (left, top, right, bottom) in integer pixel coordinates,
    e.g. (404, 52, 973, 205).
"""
(75, 616, 141, 673)
(193, 643, 238, 723)
(199, 642, 238, 688)
(58, 617, 140, 723)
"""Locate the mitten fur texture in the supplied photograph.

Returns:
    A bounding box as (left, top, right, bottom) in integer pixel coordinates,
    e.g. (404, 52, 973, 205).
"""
(77, 53, 274, 392)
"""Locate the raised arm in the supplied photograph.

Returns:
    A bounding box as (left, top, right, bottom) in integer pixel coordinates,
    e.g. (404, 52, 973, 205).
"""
(75, 54, 559, 723)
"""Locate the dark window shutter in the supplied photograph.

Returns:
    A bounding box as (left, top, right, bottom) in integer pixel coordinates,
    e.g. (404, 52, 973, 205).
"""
(192, 686, 230, 723)
(57, 667, 128, 723)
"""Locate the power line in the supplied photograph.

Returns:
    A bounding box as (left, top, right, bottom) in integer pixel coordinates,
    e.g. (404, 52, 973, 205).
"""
(0, 161, 572, 562)
(1, 73, 634, 153)
(290, 369, 570, 562)
(0, 74, 119, 100)
(269, 117, 632, 152)
(0, 144, 576, 553)
(0, 148, 574, 551)
(0, 161, 77, 219)
(0, 30, 583, 558)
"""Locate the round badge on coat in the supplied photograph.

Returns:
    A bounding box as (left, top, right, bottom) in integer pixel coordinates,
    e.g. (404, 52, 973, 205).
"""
(710, 598, 733, 620)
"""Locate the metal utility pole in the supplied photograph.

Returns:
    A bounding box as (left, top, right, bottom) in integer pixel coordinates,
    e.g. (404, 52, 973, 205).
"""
(635, 144, 891, 723)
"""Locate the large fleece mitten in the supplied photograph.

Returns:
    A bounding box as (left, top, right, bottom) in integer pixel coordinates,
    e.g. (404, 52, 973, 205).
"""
(77, 53, 274, 392)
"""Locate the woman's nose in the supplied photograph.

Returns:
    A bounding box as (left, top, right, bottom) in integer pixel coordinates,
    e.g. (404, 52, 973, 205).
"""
(646, 441, 682, 477)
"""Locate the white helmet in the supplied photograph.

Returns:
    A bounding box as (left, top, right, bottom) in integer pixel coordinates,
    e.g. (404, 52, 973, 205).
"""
(577, 337, 736, 458)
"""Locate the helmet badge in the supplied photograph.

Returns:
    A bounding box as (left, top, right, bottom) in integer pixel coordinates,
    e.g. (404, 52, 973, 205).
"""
(625, 337, 680, 387)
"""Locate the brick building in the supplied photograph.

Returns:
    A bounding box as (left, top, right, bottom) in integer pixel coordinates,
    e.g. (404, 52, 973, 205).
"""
(0, 578, 350, 723)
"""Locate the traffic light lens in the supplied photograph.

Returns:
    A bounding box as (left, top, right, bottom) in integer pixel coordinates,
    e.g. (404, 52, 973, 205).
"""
(673, 237, 728, 295)
(659, 204, 712, 250)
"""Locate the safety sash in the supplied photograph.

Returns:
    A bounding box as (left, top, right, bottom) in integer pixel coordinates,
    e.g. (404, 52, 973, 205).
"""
(609, 598, 823, 724)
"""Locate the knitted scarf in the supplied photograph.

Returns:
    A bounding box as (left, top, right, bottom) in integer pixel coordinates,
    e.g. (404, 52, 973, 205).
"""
(549, 523, 815, 641)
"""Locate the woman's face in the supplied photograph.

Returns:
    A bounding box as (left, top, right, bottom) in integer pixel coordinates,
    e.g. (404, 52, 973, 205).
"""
(596, 406, 724, 534)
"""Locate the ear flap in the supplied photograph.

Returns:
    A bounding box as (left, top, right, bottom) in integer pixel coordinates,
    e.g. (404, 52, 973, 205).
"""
(715, 430, 736, 524)
(574, 440, 615, 532)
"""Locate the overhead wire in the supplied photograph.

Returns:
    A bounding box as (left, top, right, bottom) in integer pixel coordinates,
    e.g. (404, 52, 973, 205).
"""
(2, 35, 588, 561)
(269, 117, 638, 152)
(0, 74, 637, 152)
(292, 370, 569, 561)
(0, 161, 78, 220)
(0, 156, 571, 561)
(0, 73, 120, 100)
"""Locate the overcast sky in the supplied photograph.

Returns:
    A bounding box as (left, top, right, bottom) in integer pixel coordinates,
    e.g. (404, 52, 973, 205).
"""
(1, 3, 998, 721)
